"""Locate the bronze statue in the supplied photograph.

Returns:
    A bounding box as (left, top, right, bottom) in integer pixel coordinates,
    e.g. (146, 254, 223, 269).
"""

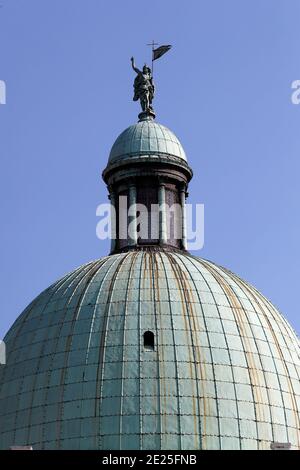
(131, 57, 155, 115)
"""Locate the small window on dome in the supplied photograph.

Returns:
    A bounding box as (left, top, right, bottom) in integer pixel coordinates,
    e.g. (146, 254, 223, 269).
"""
(143, 331, 155, 351)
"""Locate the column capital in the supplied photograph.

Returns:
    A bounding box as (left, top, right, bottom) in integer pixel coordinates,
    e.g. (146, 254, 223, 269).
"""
(158, 178, 166, 187)
(127, 177, 137, 188)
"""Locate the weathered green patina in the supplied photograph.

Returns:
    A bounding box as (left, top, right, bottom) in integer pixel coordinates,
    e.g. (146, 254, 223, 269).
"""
(0, 251, 299, 450)
(108, 118, 187, 164)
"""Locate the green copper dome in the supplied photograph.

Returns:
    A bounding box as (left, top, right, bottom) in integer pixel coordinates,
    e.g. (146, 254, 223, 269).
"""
(0, 251, 299, 450)
(108, 119, 187, 165)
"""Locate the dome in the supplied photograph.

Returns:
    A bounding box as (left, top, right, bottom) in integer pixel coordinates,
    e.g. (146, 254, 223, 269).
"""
(0, 250, 299, 450)
(108, 119, 187, 165)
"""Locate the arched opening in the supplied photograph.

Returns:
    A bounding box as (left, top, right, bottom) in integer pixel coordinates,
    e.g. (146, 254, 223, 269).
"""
(143, 331, 155, 351)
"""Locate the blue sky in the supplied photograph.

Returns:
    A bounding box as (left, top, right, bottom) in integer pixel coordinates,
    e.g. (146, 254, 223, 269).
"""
(0, 0, 299, 337)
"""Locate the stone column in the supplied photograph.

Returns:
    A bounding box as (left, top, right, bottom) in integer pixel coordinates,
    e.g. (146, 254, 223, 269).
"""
(180, 185, 187, 250)
(109, 191, 116, 254)
(158, 182, 167, 245)
(128, 183, 137, 246)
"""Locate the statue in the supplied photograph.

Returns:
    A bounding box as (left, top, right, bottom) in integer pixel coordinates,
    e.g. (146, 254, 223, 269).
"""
(131, 57, 155, 117)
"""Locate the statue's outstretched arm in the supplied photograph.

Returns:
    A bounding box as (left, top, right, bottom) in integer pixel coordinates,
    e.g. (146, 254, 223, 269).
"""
(131, 57, 141, 74)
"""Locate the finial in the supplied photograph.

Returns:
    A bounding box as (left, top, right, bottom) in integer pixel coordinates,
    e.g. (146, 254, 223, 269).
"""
(131, 57, 155, 120)
(130, 45, 172, 121)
